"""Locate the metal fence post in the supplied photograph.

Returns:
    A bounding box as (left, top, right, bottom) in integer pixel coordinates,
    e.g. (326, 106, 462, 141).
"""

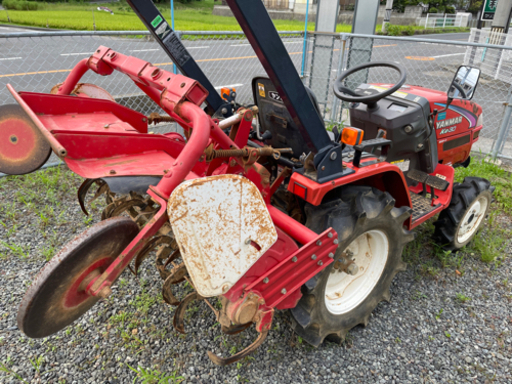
(330, 34, 347, 123)
(491, 86, 512, 158)
(300, 0, 310, 78)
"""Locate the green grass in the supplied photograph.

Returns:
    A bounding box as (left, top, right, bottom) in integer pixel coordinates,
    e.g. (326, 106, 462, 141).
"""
(0, 0, 466, 34)
(126, 363, 184, 384)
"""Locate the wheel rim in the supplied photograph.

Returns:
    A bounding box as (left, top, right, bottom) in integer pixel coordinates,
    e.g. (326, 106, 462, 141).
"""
(325, 230, 389, 315)
(457, 195, 488, 244)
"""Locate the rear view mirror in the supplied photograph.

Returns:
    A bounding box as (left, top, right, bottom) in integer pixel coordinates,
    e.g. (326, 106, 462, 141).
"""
(447, 66, 481, 100)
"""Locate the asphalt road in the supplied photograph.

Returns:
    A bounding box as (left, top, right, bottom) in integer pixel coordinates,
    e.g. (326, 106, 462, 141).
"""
(0, 31, 470, 107)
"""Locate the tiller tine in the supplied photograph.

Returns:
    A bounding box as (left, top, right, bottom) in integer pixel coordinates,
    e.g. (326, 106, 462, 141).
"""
(133, 235, 172, 276)
(173, 292, 204, 334)
(77, 178, 97, 216)
(203, 292, 274, 366)
(221, 322, 252, 335)
(77, 178, 111, 216)
(162, 263, 188, 306)
(207, 330, 269, 367)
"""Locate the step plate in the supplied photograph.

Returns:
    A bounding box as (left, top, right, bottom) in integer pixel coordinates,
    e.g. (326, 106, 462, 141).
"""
(410, 192, 439, 221)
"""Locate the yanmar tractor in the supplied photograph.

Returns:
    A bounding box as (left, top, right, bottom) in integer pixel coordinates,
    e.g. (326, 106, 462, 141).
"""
(0, 0, 494, 366)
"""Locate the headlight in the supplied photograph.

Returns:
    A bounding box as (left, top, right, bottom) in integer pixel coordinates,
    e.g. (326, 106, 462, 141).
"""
(476, 113, 483, 127)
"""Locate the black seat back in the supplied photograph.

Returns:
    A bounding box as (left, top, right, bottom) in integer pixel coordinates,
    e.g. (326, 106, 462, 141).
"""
(252, 77, 325, 158)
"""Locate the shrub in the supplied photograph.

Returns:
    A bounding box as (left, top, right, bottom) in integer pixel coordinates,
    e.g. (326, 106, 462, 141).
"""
(445, 6, 455, 14)
(2, 0, 39, 10)
(386, 24, 402, 36)
(403, 25, 416, 36)
(429, 7, 438, 13)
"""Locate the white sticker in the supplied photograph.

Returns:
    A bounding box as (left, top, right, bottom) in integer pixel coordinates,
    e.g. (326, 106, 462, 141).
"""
(155, 21, 169, 39)
(391, 159, 410, 172)
(436, 174, 447, 180)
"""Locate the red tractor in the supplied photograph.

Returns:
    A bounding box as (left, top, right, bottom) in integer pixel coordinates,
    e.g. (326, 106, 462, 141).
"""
(0, 0, 493, 366)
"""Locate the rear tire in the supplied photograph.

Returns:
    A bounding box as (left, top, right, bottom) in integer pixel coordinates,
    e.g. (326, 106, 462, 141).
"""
(433, 177, 494, 251)
(290, 186, 413, 346)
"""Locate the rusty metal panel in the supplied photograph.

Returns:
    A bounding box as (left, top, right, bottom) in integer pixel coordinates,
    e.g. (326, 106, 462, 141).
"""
(168, 175, 277, 297)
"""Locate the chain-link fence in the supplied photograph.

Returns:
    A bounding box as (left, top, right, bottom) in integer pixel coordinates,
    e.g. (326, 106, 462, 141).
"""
(303, 31, 512, 160)
(0, 30, 304, 170)
(0, 30, 304, 113)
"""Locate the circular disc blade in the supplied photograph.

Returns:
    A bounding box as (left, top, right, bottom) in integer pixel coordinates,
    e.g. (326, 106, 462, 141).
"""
(0, 104, 52, 175)
(17, 217, 139, 338)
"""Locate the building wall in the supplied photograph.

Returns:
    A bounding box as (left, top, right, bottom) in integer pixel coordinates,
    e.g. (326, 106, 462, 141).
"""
(213, 4, 423, 25)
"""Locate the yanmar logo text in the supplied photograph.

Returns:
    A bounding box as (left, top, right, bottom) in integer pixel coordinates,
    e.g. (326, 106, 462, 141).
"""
(436, 116, 462, 129)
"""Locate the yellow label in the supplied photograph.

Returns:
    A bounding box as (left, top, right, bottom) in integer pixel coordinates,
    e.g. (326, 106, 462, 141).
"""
(392, 91, 407, 98)
(369, 85, 387, 92)
(258, 83, 265, 97)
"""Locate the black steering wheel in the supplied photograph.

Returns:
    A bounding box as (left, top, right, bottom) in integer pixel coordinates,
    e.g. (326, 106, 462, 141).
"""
(334, 61, 407, 106)
(451, 81, 467, 99)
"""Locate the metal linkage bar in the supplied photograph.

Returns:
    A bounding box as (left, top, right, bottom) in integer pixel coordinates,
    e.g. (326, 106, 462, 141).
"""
(225, 0, 333, 155)
(126, 0, 231, 117)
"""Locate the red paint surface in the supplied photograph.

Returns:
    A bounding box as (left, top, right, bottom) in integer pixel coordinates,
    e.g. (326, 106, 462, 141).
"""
(64, 257, 112, 308)
(0, 117, 36, 161)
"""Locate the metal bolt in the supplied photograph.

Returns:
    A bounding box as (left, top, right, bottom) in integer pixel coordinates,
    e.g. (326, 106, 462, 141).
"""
(333, 239, 339, 245)
(281, 288, 287, 294)
(97, 286, 112, 299)
(104, 124, 109, 128)
(321, 166, 325, 171)
(317, 260, 323, 266)
(330, 151, 337, 160)
(328, 252, 334, 259)
(221, 107, 228, 115)
(316, 240, 322, 246)
(142, 117, 147, 122)
(245, 238, 251, 245)
(404, 125, 413, 133)
(347, 264, 359, 276)
(109, 170, 116, 175)
(263, 277, 269, 284)
(417, 143, 424, 150)
(222, 284, 230, 293)
(291, 256, 298, 262)
(327, 232, 333, 238)
(311, 254, 317, 260)
(180, 82, 186, 88)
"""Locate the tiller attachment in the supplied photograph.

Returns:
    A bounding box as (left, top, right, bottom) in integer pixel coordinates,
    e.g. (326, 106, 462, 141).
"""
(10, 46, 340, 366)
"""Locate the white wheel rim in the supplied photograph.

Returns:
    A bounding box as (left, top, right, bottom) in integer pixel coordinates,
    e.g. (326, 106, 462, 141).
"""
(457, 195, 488, 244)
(325, 230, 389, 315)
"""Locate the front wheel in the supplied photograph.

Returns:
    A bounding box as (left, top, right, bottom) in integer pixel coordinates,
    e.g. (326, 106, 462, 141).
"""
(433, 177, 494, 251)
(290, 186, 414, 346)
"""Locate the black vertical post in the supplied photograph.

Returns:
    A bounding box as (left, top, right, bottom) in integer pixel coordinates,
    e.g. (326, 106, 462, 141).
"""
(126, 0, 231, 117)
(225, 0, 332, 154)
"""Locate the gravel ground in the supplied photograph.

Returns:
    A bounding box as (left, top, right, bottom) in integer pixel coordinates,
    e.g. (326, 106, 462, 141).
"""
(0, 167, 511, 384)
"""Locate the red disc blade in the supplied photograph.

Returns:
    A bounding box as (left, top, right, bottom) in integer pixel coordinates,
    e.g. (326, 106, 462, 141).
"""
(0, 104, 52, 175)
(17, 216, 139, 338)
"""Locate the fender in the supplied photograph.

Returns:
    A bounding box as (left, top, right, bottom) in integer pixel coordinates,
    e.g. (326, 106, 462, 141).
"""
(288, 162, 412, 226)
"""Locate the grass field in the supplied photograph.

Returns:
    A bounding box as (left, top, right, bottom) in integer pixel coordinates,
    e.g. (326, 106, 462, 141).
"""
(0, 0, 468, 34)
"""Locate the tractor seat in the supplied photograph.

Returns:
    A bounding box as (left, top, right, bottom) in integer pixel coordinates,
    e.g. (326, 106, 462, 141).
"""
(252, 76, 327, 159)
